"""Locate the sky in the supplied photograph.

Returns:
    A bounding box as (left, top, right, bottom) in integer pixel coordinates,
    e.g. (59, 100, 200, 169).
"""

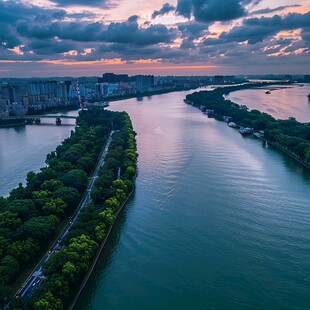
(0, 0, 310, 77)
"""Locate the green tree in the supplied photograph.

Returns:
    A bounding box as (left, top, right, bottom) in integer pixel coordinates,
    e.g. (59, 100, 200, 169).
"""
(43, 199, 68, 217)
(61, 170, 88, 192)
(0, 211, 22, 230)
(99, 208, 116, 226)
(41, 179, 63, 192)
(52, 187, 80, 209)
(8, 238, 39, 264)
(21, 216, 59, 241)
(62, 261, 76, 280)
(33, 291, 63, 310)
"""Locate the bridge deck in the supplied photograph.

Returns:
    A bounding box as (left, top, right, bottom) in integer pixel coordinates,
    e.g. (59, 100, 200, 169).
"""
(1, 115, 77, 120)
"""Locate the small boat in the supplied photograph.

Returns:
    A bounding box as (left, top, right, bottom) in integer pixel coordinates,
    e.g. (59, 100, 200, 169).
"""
(239, 127, 254, 135)
(265, 90, 271, 94)
(228, 122, 238, 128)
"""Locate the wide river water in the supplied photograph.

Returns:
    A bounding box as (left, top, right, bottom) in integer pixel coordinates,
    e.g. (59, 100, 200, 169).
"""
(226, 83, 310, 122)
(0, 87, 309, 309)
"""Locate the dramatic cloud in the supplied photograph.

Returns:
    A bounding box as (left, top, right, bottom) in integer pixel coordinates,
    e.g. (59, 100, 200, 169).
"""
(25, 40, 77, 55)
(16, 17, 177, 46)
(219, 12, 310, 44)
(251, 5, 301, 15)
(152, 3, 176, 19)
(0, 0, 309, 76)
(50, 0, 114, 8)
(176, 0, 261, 22)
(178, 21, 209, 38)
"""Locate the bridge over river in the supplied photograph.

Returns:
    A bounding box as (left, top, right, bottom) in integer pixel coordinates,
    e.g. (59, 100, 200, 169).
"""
(0, 115, 77, 125)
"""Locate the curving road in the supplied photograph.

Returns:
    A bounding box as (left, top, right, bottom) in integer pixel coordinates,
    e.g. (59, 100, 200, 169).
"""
(16, 130, 115, 300)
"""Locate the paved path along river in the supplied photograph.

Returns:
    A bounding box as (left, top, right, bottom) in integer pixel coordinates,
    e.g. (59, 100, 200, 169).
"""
(74, 89, 310, 309)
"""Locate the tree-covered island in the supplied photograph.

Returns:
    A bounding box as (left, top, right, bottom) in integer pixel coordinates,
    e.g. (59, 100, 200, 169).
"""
(0, 108, 138, 309)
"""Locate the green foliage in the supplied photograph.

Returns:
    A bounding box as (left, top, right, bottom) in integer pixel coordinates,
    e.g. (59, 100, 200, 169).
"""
(0, 109, 138, 307)
(65, 234, 98, 272)
(21, 216, 59, 241)
(186, 84, 310, 165)
(99, 208, 116, 226)
(43, 199, 68, 216)
(105, 197, 120, 211)
(8, 238, 39, 264)
(61, 169, 88, 192)
(33, 291, 63, 310)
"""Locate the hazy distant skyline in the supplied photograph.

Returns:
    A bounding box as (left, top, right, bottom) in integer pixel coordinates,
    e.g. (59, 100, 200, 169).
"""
(0, 0, 310, 77)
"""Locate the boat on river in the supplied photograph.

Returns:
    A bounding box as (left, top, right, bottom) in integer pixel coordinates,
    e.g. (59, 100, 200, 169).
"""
(239, 127, 254, 135)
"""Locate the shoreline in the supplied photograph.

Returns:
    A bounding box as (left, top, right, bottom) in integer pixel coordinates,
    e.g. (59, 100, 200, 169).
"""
(253, 134, 310, 169)
(186, 82, 310, 170)
(68, 173, 137, 310)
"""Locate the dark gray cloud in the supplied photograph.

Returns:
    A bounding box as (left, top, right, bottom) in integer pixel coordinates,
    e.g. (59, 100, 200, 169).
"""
(16, 16, 177, 46)
(301, 28, 310, 43)
(0, 24, 21, 49)
(176, 0, 261, 22)
(219, 12, 310, 44)
(50, 0, 114, 8)
(0, 0, 309, 74)
(251, 5, 301, 15)
(25, 40, 77, 55)
(152, 3, 176, 19)
(178, 21, 209, 38)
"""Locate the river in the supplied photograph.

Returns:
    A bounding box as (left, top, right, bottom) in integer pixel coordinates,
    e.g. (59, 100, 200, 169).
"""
(0, 89, 309, 309)
(75, 89, 310, 309)
(0, 113, 76, 196)
(226, 83, 310, 123)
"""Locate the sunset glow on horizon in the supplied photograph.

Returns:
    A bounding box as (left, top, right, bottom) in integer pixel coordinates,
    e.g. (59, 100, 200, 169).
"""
(0, 0, 309, 77)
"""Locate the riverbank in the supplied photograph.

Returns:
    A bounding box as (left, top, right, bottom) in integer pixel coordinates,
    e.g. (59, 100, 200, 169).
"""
(253, 134, 310, 169)
(103, 85, 207, 103)
(75, 88, 310, 310)
(186, 82, 310, 169)
(69, 173, 137, 310)
(27, 111, 138, 309)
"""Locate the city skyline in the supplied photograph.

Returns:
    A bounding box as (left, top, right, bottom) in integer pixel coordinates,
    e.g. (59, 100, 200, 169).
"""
(0, 0, 310, 77)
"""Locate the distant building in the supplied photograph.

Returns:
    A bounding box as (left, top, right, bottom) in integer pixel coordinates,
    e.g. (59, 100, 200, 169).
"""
(0, 98, 10, 117)
(107, 83, 119, 95)
(224, 76, 235, 83)
(304, 75, 310, 83)
(101, 73, 129, 83)
(95, 83, 108, 97)
(284, 75, 293, 82)
(214, 76, 224, 84)
(1, 85, 14, 103)
(134, 75, 154, 92)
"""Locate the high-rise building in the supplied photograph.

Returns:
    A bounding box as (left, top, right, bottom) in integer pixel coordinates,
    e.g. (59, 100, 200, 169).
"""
(135, 75, 154, 92)
(102, 73, 129, 83)
(214, 76, 224, 84)
(0, 99, 10, 117)
(1, 85, 14, 103)
(284, 75, 293, 82)
(304, 75, 310, 83)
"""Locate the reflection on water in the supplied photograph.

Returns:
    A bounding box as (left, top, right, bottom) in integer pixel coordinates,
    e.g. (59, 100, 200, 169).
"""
(0, 111, 77, 196)
(75, 90, 310, 310)
(226, 83, 310, 122)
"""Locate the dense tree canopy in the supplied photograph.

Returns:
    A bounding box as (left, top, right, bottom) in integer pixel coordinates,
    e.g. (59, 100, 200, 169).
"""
(0, 108, 137, 307)
(29, 110, 138, 309)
